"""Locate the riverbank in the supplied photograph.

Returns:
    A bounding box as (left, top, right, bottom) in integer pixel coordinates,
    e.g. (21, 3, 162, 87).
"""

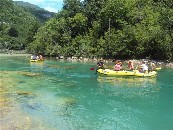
(58, 57, 173, 68)
(0, 53, 32, 57)
(0, 50, 32, 57)
(0, 53, 173, 68)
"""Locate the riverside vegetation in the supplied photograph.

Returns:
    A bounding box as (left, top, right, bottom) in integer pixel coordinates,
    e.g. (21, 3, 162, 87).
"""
(0, 0, 173, 61)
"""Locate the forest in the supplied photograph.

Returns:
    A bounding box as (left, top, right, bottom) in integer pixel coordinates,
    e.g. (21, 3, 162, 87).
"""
(0, 0, 173, 61)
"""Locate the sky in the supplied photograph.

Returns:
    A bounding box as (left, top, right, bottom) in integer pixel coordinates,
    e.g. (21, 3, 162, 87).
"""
(13, 0, 64, 13)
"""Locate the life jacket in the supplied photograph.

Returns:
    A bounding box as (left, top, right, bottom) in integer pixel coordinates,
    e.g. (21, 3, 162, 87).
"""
(114, 64, 121, 71)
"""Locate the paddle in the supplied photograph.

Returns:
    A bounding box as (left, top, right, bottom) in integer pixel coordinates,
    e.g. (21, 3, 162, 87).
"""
(90, 68, 95, 70)
(90, 67, 99, 75)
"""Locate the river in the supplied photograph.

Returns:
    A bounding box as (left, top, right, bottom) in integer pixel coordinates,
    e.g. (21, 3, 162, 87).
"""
(0, 56, 173, 130)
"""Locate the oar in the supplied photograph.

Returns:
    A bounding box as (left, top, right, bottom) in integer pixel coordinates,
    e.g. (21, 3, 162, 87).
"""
(90, 68, 95, 70)
(89, 67, 99, 74)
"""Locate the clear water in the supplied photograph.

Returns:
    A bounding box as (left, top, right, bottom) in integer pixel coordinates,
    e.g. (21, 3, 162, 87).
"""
(0, 56, 173, 130)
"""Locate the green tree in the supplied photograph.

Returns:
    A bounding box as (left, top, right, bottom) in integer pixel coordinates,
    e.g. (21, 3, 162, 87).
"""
(63, 0, 82, 17)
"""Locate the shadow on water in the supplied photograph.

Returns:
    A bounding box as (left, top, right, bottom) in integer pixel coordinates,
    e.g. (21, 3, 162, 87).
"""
(97, 76, 157, 87)
(96, 76, 159, 99)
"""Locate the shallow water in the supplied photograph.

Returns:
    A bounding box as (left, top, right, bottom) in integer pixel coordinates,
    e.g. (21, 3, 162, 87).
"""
(0, 56, 173, 130)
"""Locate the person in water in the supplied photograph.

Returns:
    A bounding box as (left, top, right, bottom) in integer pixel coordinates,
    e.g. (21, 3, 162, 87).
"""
(30, 55, 33, 60)
(39, 55, 43, 60)
(139, 61, 148, 73)
(36, 55, 39, 60)
(114, 60, 122, 71)
(95, 60, 105, 74)
(31, 55, 37, 60)
(97, 60, 105, 69)
(128, 60, 134, 70)
(147, 61, 156, 72)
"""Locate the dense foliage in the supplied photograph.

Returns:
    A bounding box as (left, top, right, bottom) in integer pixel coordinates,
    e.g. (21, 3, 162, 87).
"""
(28, 0, 173, 61)
(1, 0, 172, 61)
(0, 0, 41, 50)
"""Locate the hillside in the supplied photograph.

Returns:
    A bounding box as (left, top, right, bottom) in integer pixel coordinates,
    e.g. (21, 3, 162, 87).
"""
(28, 0, 173, 61)
(14, 1, 55, 23)
(0, 0, 41, 50)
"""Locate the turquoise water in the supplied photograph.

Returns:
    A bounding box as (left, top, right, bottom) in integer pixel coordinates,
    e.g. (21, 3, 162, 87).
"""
(0, 56, 173, 130)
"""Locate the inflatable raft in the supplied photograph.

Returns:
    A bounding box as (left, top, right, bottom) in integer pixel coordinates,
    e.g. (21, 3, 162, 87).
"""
(97, 69, 135, 76)
(155, 67, 161, 71)
(97, 69, 157, 77)
(30, 59, 44, 62)
(134, 70, 157, 77)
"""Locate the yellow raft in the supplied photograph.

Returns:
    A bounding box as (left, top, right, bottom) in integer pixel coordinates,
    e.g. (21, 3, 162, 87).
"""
(30, 59, 44, 62)
(97, 69, 157, 77)
(155, 67, 161, 71)
(97, 69, 135, 76)
(134, 70, 157, 77)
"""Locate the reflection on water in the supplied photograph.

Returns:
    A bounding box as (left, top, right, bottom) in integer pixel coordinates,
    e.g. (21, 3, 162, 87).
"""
(97, 76, 159, 99)
(30, 62, 44, 67)
(97, 76, 157, 87)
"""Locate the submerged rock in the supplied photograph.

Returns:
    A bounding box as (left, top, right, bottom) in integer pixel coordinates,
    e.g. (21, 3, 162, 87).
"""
(19, 71, 41, 77)
(57, 97, 77, 107)
(16, 91, 32, 95)
(16, 91, 35, 98)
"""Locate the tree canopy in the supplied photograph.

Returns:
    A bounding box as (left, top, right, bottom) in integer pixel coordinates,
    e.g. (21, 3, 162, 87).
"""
(0, 0, 41, 50)
(1, 0, 172, 61)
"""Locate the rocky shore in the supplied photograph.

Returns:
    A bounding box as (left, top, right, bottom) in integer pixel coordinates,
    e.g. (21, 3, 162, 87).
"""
(1, 52, 173, 68)
(56, 56, 173, 68)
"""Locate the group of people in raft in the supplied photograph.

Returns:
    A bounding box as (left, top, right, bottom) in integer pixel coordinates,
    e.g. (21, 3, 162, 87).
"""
(30, 55, 43, 60)
(97, 60, 156, 73)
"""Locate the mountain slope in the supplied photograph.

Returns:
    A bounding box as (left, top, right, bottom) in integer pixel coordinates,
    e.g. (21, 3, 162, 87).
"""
(14, 1, 55, 23)
(0, 0, 40, 50)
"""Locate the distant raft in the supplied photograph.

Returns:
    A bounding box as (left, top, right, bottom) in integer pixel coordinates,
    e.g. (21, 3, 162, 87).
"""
(155, 67, 161, 71)
(30, 59, 44, 62)
(97, 69, 157, 77)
